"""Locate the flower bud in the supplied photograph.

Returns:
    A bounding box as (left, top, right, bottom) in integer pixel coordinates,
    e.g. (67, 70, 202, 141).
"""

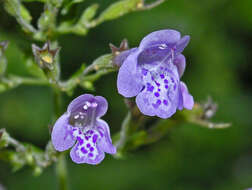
(32, 41, 60, 71)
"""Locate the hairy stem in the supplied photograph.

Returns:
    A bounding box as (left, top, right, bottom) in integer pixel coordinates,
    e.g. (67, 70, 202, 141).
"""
(115, 112, 132, 150)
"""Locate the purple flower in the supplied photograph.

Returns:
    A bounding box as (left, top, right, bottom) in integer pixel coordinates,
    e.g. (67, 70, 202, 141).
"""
(51, 94, 116, 165)
(117, 29, 194, 119)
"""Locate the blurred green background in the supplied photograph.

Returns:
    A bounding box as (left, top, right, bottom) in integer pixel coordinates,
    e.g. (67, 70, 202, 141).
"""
(0, 0, 252, 189)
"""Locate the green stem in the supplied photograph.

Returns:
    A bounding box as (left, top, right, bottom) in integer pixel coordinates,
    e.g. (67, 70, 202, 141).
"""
(53, 87, 63, 118)
(55, 154, 69, 190)
(115, 112, 131, 150)
(52, 86, 69, 190)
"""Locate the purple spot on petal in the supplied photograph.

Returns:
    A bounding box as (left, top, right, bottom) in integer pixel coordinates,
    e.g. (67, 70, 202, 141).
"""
(171, 78, 174, 83)
(163, 100, 168, 105)
(99, 130, 104, 137)
(81, 147, 88, 154)
(155, 81, 160, 87)
(147, 83, 154, 92)
(152, 99, 162, 109)
(93, 134, 98, 143)
(158, 88, 161, 92)
(88, 153, 93, 157)
(160, 67, 164, 70)
(154, 92, 160, 97)
(86, 143, 91, 148)
(77, 137, 83, 145)
(87, 130, 94, 135)
(173, 84, 177, 90)
(164, 79, 168, 83)
(165, 85, 169, 89)
(160, 74, 165, 79)
(142, 68, 148, 76)
(85, 136, 89, 140)
(90, 147, 94, 152)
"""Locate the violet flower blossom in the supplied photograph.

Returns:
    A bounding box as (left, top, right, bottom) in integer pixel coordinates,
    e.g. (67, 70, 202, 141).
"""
(51, 94, 116, 165)
(116, 29, 194, 119)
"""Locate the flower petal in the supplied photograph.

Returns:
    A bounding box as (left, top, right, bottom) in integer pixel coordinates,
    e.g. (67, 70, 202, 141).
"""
(138, 45, 173, 65)
(67, 94, 108, 118)
(139, 29, 181, 50)
(94, 96, 108, 117)
(70, 142, 105, 165)
(51, 113, 76, 151)
(67, 94, 94, 113)
(180, 81, 194, 110)
(70, 129, 105, 165)
(175, 35, 190, 53)
(136, 70, 180, 119)
(114, 48, 137, 67)
(96, 119, 116, 154)
(174, 54, 186, 78)
(117, 50, 143, 97)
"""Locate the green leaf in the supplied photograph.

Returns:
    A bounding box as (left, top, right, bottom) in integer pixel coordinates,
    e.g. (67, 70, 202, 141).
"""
(79, 81, 94, 91)
(94, 0, 142, 24)
(0, 84, 7, 93)
(4, 0, 20, 17)
(20, 4, 32, 23)
(21, 0, 46, 2)
(71, 64, 86, 78)
(61, 0, 85, 15)
(4, 0, 36, 33)
(38, 9, 55, 31)
(78, 4, 99, 24)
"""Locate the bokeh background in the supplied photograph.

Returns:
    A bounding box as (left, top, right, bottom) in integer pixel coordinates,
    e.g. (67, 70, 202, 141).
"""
(0, 0, 252, 189)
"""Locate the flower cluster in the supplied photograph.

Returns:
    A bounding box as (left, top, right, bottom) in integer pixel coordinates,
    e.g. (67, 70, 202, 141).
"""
(52, 94, 116, 165)
(52, 29, 194, 165)
(116, 29, 194, 118)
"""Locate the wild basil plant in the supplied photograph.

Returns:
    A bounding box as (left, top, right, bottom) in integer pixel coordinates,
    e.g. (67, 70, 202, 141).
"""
(0, 0, 230, 189)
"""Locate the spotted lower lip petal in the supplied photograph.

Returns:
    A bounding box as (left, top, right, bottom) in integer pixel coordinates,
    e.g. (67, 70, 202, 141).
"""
(51, 94, 116, 165)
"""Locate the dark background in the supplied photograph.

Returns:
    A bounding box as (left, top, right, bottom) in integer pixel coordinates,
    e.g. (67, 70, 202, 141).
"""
(0, 0, 252, 189)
